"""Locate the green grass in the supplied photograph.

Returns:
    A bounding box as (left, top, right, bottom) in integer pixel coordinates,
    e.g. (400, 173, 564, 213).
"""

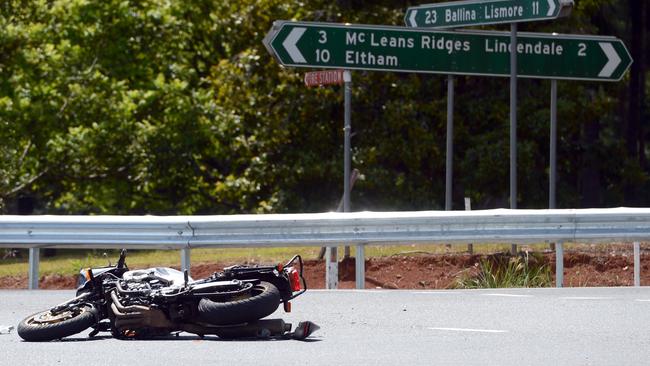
(454, 251, 553, 288)
(0, 243, 556, 277)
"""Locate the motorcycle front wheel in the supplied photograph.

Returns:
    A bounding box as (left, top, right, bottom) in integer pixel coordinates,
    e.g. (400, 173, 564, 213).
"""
(197, 281, 281, 325)
(18, 305, 97, 342)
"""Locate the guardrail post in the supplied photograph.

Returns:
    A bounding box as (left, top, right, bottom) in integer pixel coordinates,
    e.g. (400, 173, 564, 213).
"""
(181, 248, 191, 276)
(355, 244, 365, 289)
(29, 248, 39, 290)
(634, 241, 640, 287)
(464, 198, 473, 254)
(325, 247, 338, 289)
(555, 241, 563, 288)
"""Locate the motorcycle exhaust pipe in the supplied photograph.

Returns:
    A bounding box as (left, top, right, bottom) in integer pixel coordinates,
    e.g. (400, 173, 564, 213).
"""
(180, 319, 292, 338)
(110, 290, 177, 330)
(110, 290, 149, 314)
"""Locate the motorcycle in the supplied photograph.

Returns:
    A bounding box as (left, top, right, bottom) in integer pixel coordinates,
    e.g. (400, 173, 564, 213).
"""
(17, 249, 318, 341)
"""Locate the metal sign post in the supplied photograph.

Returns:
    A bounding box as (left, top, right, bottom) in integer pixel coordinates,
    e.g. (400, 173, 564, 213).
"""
(340, 70, 365, 289)
(549, 79, 558, 209)
(446, 75, 454, 211)
(510, 23, 518, 256)
(405, 0, 573, 29)
(325, 70, 355, 290)
(549, 79, 558, 252)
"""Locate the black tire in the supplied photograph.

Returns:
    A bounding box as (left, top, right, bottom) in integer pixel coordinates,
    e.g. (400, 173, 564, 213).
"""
(18, 305, 97, 342)
(197, 281, 281, 325)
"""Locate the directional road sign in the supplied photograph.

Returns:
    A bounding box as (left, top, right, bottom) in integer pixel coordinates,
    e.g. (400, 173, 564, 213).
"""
(405, 0, 573, 28)
(263, 21, 632, 81)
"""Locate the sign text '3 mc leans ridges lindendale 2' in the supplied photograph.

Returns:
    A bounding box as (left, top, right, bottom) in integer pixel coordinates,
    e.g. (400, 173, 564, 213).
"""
(263, 21, 632, 81)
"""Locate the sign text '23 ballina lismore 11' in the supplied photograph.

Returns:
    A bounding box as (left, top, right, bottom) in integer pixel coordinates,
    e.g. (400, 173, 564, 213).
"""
(405, 0, 574, 28)
(263, 21, 632, 81)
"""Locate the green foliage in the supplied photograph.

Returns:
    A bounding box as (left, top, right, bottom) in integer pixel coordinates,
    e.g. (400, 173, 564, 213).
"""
(455, 252, 553, 289)
(0, 0, 647, 214)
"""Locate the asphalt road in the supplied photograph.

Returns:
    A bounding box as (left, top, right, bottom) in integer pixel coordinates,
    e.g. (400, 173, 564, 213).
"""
(1, 287, 649, 365)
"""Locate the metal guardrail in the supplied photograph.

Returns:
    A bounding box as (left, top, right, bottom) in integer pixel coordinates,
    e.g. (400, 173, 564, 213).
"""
(1, 207, 648, 289)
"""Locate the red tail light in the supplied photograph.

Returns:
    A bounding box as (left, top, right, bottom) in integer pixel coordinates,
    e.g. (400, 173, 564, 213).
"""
(287, 267, 301, 292)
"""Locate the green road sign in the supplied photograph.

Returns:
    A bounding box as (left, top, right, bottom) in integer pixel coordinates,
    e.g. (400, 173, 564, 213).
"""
(405, 0, 573, 28)
(263, 21, 632, 81)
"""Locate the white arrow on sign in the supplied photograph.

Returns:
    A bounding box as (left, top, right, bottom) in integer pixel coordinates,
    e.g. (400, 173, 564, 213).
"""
(283, 27, 307, 63)
(546, 0, 556, 16)
(598, 42, 621, 78)
(409, 10, 418, 27)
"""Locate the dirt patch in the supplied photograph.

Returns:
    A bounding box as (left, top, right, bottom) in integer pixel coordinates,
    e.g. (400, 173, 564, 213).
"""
(3, 249, 650, 290)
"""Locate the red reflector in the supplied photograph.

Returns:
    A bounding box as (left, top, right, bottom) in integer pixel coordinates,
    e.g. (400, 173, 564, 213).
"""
(288, 268, 301, 292)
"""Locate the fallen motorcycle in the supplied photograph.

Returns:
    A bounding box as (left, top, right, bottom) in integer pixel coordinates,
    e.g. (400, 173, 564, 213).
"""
(18, 249, 318, 341)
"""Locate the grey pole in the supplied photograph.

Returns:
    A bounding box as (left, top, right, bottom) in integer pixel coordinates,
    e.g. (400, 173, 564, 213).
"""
(355, 244, 365, 289)
(343, 69, 351, 289)
(464, 197, 473, 254)
(29, 247, 39, 290)
(509, 23, 518, 210)
(510, 23, 518, 256)
(325, 247, 338, 289)
(344, 70, 351, 215)
(555, 241, 564, 287)
(341, 70, 365, 290)
(549, 80, 558, 251)
(549, 80, 558, 209)
(327, 70, 354, 290)
(181, 248, 191, 276)
(445, 75, 454, 211)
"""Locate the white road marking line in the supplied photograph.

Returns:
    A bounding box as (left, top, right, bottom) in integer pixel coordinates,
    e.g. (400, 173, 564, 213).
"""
(429, 327, 508, 334)
(634, 299, 650, 302)
(482, 293, 534, 298)
(559, 296, 613, 300)
(318, 289, 389, 293)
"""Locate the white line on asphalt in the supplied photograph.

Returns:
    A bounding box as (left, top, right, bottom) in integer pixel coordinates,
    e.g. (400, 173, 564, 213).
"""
(559, 296, 613, 300)
(482, 293, 534, 298)
(634, 299, 650, 302)
(428, 327, 508, 333)
(318, 289, 388, 294)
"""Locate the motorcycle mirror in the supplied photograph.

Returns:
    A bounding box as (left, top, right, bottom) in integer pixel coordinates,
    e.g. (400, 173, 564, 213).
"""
(116, 249, 127, 268)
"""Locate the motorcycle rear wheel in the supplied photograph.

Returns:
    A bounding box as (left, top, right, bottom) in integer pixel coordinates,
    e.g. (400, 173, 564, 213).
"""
(18, 305, 97, 342)
(197, 281, 281, 325)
